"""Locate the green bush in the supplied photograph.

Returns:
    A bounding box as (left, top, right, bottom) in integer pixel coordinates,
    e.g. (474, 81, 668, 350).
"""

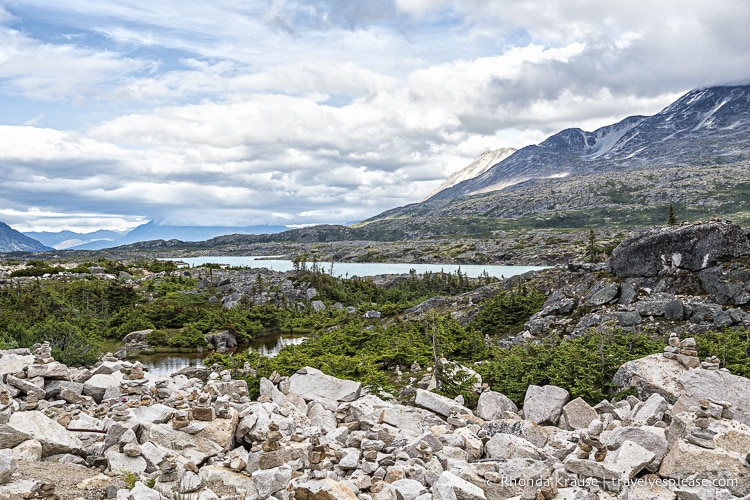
(168, 324, 208, 349)
(697, 328, 750, 377)
(477, 328, 665, 405)
(25, 319, 100, 366)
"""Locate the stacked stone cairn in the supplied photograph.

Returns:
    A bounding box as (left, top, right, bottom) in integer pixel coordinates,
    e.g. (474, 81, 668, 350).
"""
(1, 344, 750, 499)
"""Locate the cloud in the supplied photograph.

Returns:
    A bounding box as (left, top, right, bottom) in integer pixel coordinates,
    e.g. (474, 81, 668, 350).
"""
(0, 1, 749, 232)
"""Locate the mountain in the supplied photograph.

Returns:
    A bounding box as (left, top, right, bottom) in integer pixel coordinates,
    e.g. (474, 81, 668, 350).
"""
(354, 84, 750, 233)
(0, 223, 52, 253)
(428, 85, 750, 203)
(69, 221, 291, 250)
(24, 229, 127, 250)
(425, 148, 516, 199)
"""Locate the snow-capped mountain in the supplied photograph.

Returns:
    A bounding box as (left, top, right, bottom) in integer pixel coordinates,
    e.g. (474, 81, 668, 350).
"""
(429, 85, 750, 202)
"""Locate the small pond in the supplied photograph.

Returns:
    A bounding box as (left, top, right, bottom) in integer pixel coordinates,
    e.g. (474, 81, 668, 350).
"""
(139, 333, 307, 377)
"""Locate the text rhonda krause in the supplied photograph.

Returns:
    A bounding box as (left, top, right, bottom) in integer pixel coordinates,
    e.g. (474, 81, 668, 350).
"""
(500, 476, 740, 489)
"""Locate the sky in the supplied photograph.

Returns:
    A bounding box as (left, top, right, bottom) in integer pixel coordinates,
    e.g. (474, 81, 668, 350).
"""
(1, 1, 749, 233)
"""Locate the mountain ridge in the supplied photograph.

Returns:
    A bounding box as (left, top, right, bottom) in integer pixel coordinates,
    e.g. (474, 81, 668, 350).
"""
(0, 223, 52, 253)
(427, 84, 750, 203)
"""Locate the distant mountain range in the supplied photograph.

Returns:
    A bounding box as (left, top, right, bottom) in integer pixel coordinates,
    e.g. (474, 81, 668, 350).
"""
(0, 223, 52, 253)
(426, 85, 750, 202)
(0, 221, 289, 254)
(24, 229, 128, 250)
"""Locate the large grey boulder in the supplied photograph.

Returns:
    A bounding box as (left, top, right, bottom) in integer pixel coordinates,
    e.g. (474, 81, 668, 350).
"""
(612, 354, 686, 404)
(609, 222, 750, 278)
(0, 351, 34, 378)
(476, 390, 518, 421)
(83, 372, 124, 403)
(522, 385, 569, 425)
(7, 411, 85, 457)
(414, 389, 472, 418)
(560, 397, 598, 430)
(0, 449, 16, 485)
(289, 367, 361, 403)
(604, 426, 669, 473)
(431, 471, 487, 500)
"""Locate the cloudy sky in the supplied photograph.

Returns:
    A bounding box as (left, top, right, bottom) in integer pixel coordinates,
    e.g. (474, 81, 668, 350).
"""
(1, 1, 749, 233)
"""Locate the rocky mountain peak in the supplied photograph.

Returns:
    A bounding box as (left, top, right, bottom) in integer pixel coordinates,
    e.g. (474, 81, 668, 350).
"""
(426, 84, 750, 203)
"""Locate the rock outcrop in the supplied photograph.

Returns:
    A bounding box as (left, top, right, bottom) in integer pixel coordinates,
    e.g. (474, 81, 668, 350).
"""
(609, 221, 750, 278)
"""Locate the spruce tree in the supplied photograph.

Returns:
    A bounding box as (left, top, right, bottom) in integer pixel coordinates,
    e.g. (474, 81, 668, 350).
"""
(668, 203, 678, 226)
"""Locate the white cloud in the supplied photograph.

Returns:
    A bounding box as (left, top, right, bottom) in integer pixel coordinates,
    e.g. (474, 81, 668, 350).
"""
(0, 1, 749, 232)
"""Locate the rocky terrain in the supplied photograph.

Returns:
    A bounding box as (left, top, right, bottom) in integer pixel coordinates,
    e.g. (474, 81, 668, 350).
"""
(1, 333, 749, 499)
(0, 219, 749, 499)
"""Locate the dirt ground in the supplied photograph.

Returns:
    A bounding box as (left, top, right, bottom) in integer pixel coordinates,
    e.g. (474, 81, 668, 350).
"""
(4, 461, 127, 500)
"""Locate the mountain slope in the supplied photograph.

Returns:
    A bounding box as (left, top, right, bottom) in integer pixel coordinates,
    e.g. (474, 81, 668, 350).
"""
(0, 223, 52, 253)
(425, 148, 516, 199)
(429, 85, 750, 203)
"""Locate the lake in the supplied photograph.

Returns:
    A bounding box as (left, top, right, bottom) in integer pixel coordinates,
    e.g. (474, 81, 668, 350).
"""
(172, 256, 547, 279)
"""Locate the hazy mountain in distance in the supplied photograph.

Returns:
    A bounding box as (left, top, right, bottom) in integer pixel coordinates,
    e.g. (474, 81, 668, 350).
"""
(0, 222, 52, 253)
(24, 229, 127, 250)
(68, 221, 290, 250)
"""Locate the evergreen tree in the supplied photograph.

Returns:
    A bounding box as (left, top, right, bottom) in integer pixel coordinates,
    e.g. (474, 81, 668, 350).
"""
(586, 229, 598, 263)
(668, 203, 678, 226)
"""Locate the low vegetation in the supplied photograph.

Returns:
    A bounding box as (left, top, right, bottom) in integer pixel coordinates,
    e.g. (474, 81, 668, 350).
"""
(2, 257, 749, 408)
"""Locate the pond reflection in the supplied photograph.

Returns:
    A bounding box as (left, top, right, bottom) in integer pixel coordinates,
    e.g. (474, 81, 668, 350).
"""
(139, 333, 307, 377)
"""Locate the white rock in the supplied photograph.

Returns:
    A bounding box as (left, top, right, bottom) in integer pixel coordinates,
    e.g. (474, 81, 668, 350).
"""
(523, 385, 569, 425)
(560, 397, 598, 430)
(476, 390, 518, 421)
(431, 470, 486, 500)
(0, 449, 16, 485)
(7, 411, 85, 457)
(414, 389, 472, 418)
(633, 393, 668, 425)
(289, 366, 361, 403)
(11, 439, 42, 462)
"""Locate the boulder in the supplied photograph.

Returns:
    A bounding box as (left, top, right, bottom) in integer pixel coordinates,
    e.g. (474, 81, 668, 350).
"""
(659, 439, 750, 496)
(7, 411, 85, 457)
(5, 374, 45, 400)
(251, 464, 292, 499)
(485, 432, 543, 461)
(431, 471, 487, 500)
(612, 354, 686, 404)
(289, 367, 361, 403)
(11, 439, 43, 462)
(414, 389, 472, 418)
(586, 282, 620, 306)
(522, 385, 569, 425)
(0, 351, 34, 378)
(26, 361, 69, 380)
(609, 222, 750, 278)
(678, 368, 750, 427)
(632, 393, 669, 425)
(82, 372, 124, 403)
(0, 449, 16, 485)
(604, 426, 669, 473)
(564, 440, 654, 491)
(560, 397, 598, 430)
(482, 419, 548, 448)
(475, 390, 518, 421)
(293, 477, 359, 499)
